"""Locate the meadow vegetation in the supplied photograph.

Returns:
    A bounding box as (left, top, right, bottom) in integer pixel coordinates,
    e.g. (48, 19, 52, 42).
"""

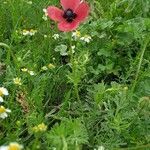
(0, 0, 150, 149)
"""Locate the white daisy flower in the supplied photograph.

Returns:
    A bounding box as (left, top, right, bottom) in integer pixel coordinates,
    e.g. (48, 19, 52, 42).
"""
(0, 142, 23, 150)
(0, 146, 8, 150)
(13, 78, 22, 86)
(28, 71, 35, 76)
(0, 87, 9, 96)
(8, 142, 23, 150)
(0, 106, 11, 119)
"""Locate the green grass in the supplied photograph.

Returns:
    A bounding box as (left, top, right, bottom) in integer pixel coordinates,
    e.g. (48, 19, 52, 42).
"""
(0, 0, 150, 149)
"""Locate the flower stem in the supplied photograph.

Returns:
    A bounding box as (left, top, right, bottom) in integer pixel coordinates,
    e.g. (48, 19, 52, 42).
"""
(114, 143, 150, 150)
(131, 39, 149, 92)
(0, 42, 16, 65)
(74, 84, 81, 104)
(0, 42, 11, 64)
(68, 33, 80, 101)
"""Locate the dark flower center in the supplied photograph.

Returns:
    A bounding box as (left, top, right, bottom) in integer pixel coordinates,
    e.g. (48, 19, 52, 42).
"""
(63, 9, 77, 23)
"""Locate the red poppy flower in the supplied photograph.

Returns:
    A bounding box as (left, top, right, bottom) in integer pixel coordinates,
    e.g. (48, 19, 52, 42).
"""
(47, 0, 90, 32)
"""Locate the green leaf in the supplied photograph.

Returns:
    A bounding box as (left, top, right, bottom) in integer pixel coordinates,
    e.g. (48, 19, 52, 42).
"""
(55, 44, 68, 56)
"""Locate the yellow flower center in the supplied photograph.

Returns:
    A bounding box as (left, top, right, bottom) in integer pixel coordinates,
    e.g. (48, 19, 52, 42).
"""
(38, 123, 47, 131)
(0, 106, 6, 113)
(32, 123, 47, 133)
(13, 78, 22, 85)
(0, 91, 3, 96)
(8, 144, 21, 150)
(76, 31, 81, 37)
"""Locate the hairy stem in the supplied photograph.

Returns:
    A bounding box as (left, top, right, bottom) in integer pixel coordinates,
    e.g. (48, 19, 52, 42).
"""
(114, 143, 150, 150)
(132, 39, 149, 92)
(68, 33, 81, 103)
(0, 42, 16, 65)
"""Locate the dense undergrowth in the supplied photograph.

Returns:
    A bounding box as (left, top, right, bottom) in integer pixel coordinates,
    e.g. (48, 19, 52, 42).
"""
(0, 0, 150, 149)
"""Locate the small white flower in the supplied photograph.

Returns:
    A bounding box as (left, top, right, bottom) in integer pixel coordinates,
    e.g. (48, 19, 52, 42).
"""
(22, 30, 30, 36)
(0, 106, 11, 119)
(71, 45, 75, 50)
(3, 2, 7, 4)
(43, 9, 48, 16)
(43, 9, 46, 13)
(28, 71, 35, 76)
(42, 15, 48, 21)
(80, 35, 92, 43)
(13, 78, 22, 86)
(71, 45, 75, 53)
(29, 29, 37, 36)
(22, 29, 37, 36)
(41, 66, 48, 71)
(44, 35, 48, 38)
(42, 9, 48, 21)
(52, 34, 59, 40)
(26, 1, 33, 5)
(0, 87, 9, 96)
(21, 68, 28, 72)
(98, 146, 105, 150)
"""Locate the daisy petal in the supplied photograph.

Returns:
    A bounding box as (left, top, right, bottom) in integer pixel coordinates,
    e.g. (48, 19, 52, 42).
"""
(61, 0, 80, 11)
(0, 146, 8, 150)
(0, 87, 9, 96)
(0, 97, 3, 102)
(6, 109, 11, 113)
(58, 21, 79, 32)
(47, 6, 64, 22)
(0, 112, 7, 119)
(75, 2, 90, 22)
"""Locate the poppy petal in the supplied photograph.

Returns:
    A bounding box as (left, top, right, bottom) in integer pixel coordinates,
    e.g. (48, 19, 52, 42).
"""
(47, 6, 64, 22)
(61, 0, 80, 11)
(58, 21, 79, 32)
(75, 2, 90, 22)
